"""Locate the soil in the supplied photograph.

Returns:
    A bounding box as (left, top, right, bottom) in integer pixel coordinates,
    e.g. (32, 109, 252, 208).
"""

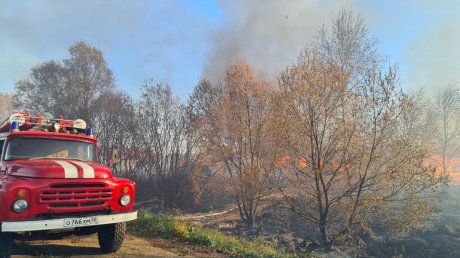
(11, 233, 227, 258)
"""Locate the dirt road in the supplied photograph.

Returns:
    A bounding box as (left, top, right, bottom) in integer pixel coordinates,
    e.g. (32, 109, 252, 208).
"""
(11, 233, 225, 257)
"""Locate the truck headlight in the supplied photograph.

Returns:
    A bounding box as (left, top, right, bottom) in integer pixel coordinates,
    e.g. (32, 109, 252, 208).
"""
(119, 194, 131, 206)
(12, 199, 29, 213)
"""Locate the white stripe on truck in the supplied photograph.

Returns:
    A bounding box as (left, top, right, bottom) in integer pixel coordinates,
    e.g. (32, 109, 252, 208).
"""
(71, 161, 95, 178)
(54, 160, 78, 178)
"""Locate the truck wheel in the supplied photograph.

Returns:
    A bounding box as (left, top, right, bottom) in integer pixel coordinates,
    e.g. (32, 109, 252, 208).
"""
(97, 222, 126, 253)
(0, 233, 13, 258)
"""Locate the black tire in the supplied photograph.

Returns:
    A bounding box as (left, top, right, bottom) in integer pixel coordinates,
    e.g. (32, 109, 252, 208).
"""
(0, 233, 13, 258)
(97, 222, 126, 253)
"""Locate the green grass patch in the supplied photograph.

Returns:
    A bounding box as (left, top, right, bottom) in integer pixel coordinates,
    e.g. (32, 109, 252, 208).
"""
(128, 212, 295, 257)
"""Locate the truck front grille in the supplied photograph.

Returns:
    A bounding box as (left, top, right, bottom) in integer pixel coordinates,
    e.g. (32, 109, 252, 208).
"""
(39, 183, 112, 209)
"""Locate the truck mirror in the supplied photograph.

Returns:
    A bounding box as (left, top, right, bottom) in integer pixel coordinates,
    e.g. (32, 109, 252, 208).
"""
(111, 149, 119, 165)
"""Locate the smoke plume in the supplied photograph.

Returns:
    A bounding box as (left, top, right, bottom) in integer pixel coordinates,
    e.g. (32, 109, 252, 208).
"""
(203, 0, 355, 84)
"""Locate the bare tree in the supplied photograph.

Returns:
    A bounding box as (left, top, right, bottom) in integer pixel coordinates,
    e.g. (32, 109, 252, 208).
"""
(314, 8, 380, 88)
(399, 89, 437, 151)
(186, 85, 220, 207)
(137, 81, 199, 208)
(64, 41, 114, 123)
(191, 60, 275, 227)
(14, 41, 114, 124)
(434, 83, 460, 180)
(94, 91, 145, 180)
(14, 61, 68, 116)
(0, 92, 13, 118)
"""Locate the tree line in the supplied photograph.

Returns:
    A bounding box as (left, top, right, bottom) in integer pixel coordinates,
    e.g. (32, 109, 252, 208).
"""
(2, 9, 460, 249)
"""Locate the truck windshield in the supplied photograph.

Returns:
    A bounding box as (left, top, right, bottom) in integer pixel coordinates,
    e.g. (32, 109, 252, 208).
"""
(4, 138, 96, 162)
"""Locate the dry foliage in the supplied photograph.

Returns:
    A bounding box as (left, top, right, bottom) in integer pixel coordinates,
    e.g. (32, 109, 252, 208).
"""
(190, 60, 276, 227)
(270, 10, 438, 248)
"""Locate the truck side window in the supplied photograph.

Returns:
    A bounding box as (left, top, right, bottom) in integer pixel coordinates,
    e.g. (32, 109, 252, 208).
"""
(0, 139, 4, 160)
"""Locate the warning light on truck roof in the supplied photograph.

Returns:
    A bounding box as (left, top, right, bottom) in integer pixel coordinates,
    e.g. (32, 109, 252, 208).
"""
(86, 128, 93, 137)
(10, 121, 19, 132)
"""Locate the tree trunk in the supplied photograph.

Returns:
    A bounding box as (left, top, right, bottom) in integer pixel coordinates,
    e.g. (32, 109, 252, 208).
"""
(442, 113, 448, 182)
(442, 146, 448, 183)
(318, 219, 331, 250)
(236, 197, 256, 228)
(244, 215, 256, 228)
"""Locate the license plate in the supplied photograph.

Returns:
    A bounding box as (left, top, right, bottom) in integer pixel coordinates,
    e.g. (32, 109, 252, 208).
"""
(63, 216, 99, 227)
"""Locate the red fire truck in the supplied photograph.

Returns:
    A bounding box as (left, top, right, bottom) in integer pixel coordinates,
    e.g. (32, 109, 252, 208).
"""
(0, 112, 137, 258)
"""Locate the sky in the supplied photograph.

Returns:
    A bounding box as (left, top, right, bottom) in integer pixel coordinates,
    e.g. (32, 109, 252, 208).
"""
(0, 0, 459, 100)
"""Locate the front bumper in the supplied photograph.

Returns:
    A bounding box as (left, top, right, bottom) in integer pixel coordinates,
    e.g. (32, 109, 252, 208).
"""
(0, 211, 137, 232)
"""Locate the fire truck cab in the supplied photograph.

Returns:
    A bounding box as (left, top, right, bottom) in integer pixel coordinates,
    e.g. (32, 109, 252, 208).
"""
(0, 112, 137, 258)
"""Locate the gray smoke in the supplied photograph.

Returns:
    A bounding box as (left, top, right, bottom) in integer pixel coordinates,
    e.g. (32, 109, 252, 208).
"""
(203, 0, 355, 84)
(406, 0, 460, 94)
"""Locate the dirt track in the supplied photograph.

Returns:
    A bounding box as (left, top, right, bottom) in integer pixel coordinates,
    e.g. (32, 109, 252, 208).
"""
(11, 233, 225, 257)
